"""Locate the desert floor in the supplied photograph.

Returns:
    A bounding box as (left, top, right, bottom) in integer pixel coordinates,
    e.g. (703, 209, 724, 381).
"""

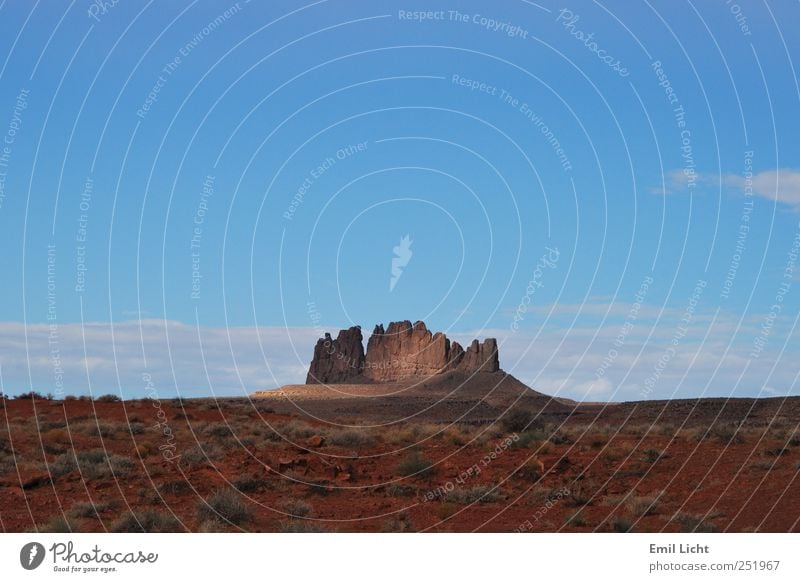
(1, 394, 799, 532)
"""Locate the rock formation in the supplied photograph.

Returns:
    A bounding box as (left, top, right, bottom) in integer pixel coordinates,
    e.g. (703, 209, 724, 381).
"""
(306, 320, 499, 384)
(305, 326, 365, 384)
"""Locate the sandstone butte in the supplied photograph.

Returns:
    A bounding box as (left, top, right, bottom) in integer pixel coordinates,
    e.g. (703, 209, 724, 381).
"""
(306, 320, 499, 384)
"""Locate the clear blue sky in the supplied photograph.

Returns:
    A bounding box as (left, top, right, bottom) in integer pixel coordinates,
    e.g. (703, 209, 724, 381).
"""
(0, 0, 798, 400)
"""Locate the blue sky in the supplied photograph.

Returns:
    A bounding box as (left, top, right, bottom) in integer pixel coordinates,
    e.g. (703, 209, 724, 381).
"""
(0, 0, 799, 400)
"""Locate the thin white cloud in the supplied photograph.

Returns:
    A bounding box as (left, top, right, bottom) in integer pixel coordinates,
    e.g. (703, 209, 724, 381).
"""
(655, 167, 800, 208)
(737, 168, 800, 207)
(649, 168, 717, 195)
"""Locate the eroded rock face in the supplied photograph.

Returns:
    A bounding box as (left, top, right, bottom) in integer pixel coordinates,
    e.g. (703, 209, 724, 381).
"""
(306, 321, 499, 383)
(305, 326, 365, 384)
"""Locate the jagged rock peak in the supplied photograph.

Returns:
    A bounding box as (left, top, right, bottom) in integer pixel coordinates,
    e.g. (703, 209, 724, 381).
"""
(305, 325, 365, 384)
(306, 321, 499, 384)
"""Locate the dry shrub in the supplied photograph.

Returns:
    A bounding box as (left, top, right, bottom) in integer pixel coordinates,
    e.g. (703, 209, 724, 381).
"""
(396, 452, 435, 478)
(50, 450, 135, 479)
(179, 443, 224, 469)
(445, 485, 499, 504)
(111, 510, 181, 532)
(68, 501, 110, 519)
(278, 498, 312, 518)
(326, 428, 373, 448)
(39, 514, 79, 533)
(196, 488, 252, 526)
(625, 491, 663, 516)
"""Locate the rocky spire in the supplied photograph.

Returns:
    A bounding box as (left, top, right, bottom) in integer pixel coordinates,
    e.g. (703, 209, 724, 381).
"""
(305, 326, 365, 384)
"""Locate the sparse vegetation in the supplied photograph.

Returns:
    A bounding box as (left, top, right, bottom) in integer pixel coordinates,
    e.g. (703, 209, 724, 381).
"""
(232, 476, 263, 493)
(387, 484, 416, 497)
(275, 419, 316, 439)
(278, 499, 312, 518)
(49, 450, 134, 479)
(179, 443, 225, 469)
(611, 515, 633, 532)
(548, 429, 572, 445)
(567, 509, 586, 527)
(641, 448, 664, 463)
(41, 428, 69, 454)
(202, 422, 233, 438)
(501, 409, 542, 433)
(396, 451, 435, 478)
(445, 485, 499, 504)
(673, 512, 718, 533)
(750, 459, 776, 471)
(436, 501, 458, 520)
(159, 479, 192, 495)
(568, 481, 596, 507)
(15, 391, 48, 401)
(196, 489, 252, 526)
(326, 428, 373, 448)
(39, 514, 79, 533)
(700, 423, 745, 444)
(95, 394, 121, 403)
(443, 426, 468, 446)
(279, 520, 328, 532)
(380, 513, 412, 532)
(111, 510, 181, 532)
(68, 501, 110, 519)
(625, 492, 662, 517)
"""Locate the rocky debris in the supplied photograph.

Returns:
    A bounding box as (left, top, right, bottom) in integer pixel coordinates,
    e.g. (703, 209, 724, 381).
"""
(306, 435, 325, 448)
(305, 326, 365, 384)
(306, 320, 499, 384)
